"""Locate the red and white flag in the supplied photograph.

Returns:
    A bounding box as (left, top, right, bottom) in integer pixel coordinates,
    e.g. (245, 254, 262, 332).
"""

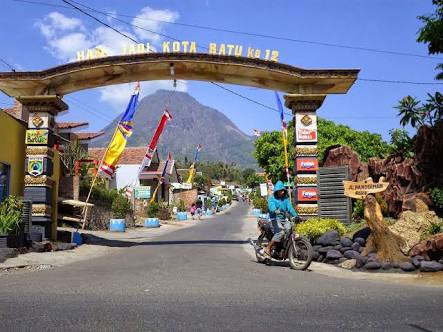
(125, 186, 133, 198)
(139, 110, 172, 172)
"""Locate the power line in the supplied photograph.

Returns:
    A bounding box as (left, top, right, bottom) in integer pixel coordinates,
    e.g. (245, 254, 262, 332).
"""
(14, 0, 443, 61)
(60, 0, 138, 44)
(9, 0, 443, 86)
(0, 57, 15, 72)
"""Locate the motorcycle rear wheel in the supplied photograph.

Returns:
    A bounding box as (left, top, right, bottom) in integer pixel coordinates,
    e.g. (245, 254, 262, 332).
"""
(288, 236, 313, 271)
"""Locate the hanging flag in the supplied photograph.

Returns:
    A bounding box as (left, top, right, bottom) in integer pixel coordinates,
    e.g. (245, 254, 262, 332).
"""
(186, 144, 203, 183)
(125, 186, 133, 198)
(99, 83, 140, 178)
(253, 129, 261, 137)
(166, 152, 175, 175)
(139, 110, 172, 172)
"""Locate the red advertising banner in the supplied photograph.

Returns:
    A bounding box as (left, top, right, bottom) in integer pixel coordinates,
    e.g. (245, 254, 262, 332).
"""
(297, 129, 317, 142)
(297, 187, 318, 202)
(296, 158, 318, 172)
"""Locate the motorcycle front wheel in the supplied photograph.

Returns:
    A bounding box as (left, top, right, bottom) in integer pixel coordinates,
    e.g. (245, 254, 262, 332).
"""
(288, 236, 313, 271)
(255, 233, 266, 263)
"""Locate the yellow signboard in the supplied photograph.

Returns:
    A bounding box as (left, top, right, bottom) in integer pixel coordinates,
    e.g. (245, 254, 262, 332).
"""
(25, 130, 49, 145)
(343, 177, 389, 200)
(76, 41, 279, 62)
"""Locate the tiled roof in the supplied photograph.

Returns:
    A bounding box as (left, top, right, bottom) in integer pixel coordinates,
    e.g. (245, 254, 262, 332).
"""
(57, 122, 88, 129)
(88, 147, 154, 165)
(76, 132, 105, 140)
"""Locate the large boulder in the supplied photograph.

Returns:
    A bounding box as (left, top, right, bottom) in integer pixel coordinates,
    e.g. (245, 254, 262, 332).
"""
(389, 211, 442, 255)
(420, 261, 443, 272)
(316, 231, 340, 246)
(326, 249, 343, 260)
(323, 146, 365, 181)
(409, 233, 443, 261)
(400, 262, 416, 272)
(344, 250, 360, 259)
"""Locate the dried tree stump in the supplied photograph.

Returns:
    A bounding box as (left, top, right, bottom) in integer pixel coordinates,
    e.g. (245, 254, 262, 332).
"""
(362, 194, 408, 263)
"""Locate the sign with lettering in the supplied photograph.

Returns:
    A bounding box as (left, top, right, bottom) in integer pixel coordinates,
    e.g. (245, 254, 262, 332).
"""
(296, 158, 318, 172)
(297, 187, 318, 202)
(76, 42, 280, 62)
(259, 183, 268, 197)
(134, 186, 151, 199)
(343, 177, 389, 200)
(27, 156, 44, 177)
(296, 114, 317, 143)
(25, 130, 48, 145)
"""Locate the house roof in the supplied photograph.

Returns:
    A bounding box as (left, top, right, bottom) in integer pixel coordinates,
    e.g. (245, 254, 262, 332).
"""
(57, 122, 88, 129)
(76, 132, 105, 141)
(88, 147, 159, 165)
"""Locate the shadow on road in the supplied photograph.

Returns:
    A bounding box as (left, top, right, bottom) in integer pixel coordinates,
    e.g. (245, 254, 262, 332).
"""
(83, 234, 249, 248)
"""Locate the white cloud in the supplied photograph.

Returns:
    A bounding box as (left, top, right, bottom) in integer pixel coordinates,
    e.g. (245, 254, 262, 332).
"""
(36, 8, 182, 110)
(99, 81, 188, 112)
(132, 6, 179, 42)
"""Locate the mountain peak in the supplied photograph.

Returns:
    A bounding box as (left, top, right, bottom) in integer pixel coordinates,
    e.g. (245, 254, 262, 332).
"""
(91, 90, 256, 167)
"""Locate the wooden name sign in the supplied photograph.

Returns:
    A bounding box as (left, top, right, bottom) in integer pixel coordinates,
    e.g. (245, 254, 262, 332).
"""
(343, 177, 389, 200)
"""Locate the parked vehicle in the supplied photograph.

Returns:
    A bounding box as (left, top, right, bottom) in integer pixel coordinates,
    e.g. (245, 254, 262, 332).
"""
(249, 216, 313, 270)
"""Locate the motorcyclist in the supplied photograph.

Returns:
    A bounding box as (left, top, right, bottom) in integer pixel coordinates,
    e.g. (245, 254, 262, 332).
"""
(261, 180, 298, 257)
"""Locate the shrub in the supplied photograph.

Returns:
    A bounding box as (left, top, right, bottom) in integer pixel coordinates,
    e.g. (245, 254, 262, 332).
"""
(146, 201, 159, 217)
(157, 201, 171, 220)
(218, 198, 227, 207)
(428, 221, 442, 235)
(295, 218, 346, 240)
(0, 196, 23, 235)
(352, 200, 364, 222)
(430, 187, 443, 209)
(252, 196, 268, 213)
(177, 199, 187, 212)
(111, 194, 131, 219)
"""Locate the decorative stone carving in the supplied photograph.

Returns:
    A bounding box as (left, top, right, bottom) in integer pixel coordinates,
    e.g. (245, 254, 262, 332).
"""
(32, 204, 52, 216)
(24, 175, 53, 187)
(26, 146, 54, 158)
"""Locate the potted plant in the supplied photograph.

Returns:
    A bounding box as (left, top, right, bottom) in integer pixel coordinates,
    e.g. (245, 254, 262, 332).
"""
(109, 194, 131, 232)
(144, 202, 160, 228)
(0, 196, 23, 248)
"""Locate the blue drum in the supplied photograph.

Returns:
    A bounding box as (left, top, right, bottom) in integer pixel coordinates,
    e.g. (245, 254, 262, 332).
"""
(176, 212, 188, 221)
(144, 218, 160, 228)
(109, 219, 126, 232)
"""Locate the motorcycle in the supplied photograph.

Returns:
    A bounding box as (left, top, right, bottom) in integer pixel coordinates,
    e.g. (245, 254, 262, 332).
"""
(249, 216, 313, 270)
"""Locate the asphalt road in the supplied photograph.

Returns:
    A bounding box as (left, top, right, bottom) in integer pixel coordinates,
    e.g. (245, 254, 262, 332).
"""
(0, 202, 442, 332)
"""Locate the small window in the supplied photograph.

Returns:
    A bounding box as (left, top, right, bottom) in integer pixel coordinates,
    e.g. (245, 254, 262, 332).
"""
(0, 162, 10, 202)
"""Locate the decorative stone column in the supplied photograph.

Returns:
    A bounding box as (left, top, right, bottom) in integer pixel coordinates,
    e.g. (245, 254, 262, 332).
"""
(18, 95, 68, 240)
(284, 94, 326, 219)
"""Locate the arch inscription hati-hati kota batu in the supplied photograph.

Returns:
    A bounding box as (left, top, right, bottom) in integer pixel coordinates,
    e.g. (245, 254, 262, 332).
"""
(0, 53, 359, 97)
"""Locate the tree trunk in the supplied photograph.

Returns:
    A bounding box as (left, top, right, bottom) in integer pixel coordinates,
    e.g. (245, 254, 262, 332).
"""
(362, 194, 408, 263)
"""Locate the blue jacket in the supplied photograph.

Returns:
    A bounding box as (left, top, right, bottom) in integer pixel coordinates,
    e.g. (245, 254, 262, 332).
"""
(268, 181, 297, 220)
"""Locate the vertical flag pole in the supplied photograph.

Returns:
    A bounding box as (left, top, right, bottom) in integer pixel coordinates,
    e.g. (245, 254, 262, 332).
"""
(275, 91, 292, 201)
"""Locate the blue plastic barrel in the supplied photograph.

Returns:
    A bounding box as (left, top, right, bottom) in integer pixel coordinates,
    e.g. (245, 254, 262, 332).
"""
(144, 218, 160, 228)
(109, 219, 126, 232)
(176, 212, 188, 221)
(72, 230, 83, 245)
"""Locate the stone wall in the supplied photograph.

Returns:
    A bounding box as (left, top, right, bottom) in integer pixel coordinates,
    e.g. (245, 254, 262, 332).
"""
(172, 189, 198, 209)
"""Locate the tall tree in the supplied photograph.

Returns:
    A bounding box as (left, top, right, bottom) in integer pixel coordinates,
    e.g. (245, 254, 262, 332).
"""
(417, 0, 443, 80)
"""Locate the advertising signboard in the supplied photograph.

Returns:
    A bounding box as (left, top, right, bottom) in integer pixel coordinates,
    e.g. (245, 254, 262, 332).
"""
(295, 114, 317, 143)
(296, 158, 318, 172)
(297, 187, 318, 202)
(134, 186, 151, 199)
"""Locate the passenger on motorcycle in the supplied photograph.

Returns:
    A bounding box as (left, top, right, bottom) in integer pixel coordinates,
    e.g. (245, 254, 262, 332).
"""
(261, 180, 298, 258)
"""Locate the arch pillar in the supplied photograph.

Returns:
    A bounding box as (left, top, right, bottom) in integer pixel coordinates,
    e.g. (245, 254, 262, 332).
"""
(18, 95, 68, 240)
(284, 94, 326, 218)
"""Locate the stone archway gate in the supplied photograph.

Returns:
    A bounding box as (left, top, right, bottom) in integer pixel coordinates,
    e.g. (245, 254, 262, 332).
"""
(0, 53, 359, 237)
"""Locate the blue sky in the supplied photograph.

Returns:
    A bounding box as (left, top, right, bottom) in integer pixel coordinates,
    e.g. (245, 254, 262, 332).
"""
(0, 0, 441, 141)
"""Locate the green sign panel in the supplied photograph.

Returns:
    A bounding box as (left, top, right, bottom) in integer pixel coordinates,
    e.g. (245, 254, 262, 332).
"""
(134, 186, 151, 199)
